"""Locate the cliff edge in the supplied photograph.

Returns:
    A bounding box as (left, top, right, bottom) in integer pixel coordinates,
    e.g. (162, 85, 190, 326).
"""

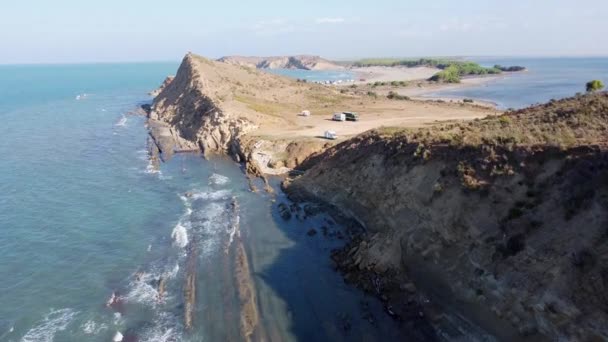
(285, 92, 608, 340)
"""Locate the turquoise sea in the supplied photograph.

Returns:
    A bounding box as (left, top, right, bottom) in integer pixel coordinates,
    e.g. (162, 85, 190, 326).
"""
(0, 63, 404, 341)
(428, 57, 608, 109)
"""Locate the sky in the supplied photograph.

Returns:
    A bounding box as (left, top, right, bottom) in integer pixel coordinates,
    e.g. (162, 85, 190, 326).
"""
(1, 0, 607, 64)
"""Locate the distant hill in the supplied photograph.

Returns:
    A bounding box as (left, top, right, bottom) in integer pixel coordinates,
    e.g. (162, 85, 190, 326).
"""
(217, 55, 343, 70)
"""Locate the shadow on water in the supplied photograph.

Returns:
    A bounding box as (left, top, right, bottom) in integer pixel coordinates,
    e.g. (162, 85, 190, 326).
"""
(247, 177, 439, 342)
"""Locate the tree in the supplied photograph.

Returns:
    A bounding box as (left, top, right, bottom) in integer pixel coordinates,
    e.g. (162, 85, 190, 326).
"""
(586, 80, 604, 92)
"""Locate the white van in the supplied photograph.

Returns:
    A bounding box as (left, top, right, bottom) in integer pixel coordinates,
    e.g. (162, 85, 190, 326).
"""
(333, 113, 346, 121)
(324, 130, 337, 140)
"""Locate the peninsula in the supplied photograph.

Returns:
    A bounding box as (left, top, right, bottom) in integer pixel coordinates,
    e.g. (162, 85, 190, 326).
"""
(147, 52, 608, 341)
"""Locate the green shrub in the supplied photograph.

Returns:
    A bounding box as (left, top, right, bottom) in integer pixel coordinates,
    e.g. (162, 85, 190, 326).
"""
(367, 91, 378, 98)
(586, 80, 604, 92)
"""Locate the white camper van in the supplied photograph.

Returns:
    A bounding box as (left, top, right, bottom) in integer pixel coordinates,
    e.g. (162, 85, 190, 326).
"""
(324, 130, 337, 140)
(332, 113, 346, 121)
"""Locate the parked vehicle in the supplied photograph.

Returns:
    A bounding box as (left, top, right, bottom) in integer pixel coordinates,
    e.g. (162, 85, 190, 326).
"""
(333, 113, 346, 121)
(324, 130, 337, 140)
(343, 112, 359, 121)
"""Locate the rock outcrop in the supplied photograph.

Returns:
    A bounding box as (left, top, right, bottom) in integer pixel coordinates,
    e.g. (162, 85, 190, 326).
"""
(285, 93, 608, 341)
(149, 75, 175, 97)
(217, 55, 343, 70)
(150, 53, 257, 157)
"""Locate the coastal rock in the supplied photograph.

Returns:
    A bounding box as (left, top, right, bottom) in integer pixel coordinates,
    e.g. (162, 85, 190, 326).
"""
(150, 53, 257, 158)
(285, 92, 608, 341)
(149, 75, 175, 98)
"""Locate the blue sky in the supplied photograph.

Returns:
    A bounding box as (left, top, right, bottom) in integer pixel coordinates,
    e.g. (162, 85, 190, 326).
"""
(1, 0, 607, 63)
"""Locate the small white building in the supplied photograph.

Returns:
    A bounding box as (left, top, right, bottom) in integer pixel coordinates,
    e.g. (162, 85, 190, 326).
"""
(333, 113, 346, 121)
(324, 130, 337, 140)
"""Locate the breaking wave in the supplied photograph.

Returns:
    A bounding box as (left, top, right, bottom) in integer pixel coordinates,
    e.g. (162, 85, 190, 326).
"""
(209, 173, 230, 186)
(115, 115, 128, 127)
(171, 223, 189, 248)
(21, 308, 78, 342)
(81, 319, 108, 335)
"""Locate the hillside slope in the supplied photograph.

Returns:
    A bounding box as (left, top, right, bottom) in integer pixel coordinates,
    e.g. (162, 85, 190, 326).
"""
(217, 55, 343, 70)
(285, 92, 608, 340)
(149, 53, 496, 175)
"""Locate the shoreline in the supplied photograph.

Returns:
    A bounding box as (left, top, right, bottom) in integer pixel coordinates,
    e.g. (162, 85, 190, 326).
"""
(343, 65, 523, 108)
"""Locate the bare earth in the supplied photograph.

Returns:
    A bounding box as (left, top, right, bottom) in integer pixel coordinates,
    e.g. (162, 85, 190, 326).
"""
(154, 54, 501, 149)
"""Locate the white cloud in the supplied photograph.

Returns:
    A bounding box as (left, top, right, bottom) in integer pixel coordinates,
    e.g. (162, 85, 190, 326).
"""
(316, 17, 345, 24)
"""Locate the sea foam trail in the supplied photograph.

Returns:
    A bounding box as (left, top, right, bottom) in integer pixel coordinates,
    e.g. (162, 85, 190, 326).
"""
(209, 173, 230, 186)
(21, 308, 78, 342)
(115, 115, 128, 127)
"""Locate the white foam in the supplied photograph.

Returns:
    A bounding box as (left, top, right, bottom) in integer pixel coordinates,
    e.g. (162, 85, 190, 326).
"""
(190, 189, 232, 201)
(171, 223, 189, 248)
(113, 312, 122, 325)
(145, 160, 161, 175)
(21, 308, 78, 342)
(125, 273, 159, 306)
(166, 263, 180, 279)
(209, 173, 230, 185)
(115, 116, 128, 127)
(138, 312, 181, 342)
(82, 320, 108, 335)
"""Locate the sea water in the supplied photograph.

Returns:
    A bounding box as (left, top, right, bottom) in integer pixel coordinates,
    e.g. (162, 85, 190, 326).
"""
(427, 57, 608, 109)
(266, 68, 355, 83)
(0, 63, 403, 341)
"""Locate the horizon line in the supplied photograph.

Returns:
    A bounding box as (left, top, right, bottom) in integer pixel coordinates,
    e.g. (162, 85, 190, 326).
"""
(2, 53, 608, 66)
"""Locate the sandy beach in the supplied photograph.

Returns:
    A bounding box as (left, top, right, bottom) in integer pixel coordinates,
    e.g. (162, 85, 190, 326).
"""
(342, 66, 510, 108)
(351, 66, 439, 84)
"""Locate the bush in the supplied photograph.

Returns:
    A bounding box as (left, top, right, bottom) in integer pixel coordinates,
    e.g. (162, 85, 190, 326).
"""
(586, 80, 604, 92)
(387, 91, 410, 100)
(494, 65, 526, 72)
(367, 91, 378, 98)
(463, 98, 474, 103)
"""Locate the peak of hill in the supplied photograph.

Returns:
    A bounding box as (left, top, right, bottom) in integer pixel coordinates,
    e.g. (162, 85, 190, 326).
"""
(217, 55, 343, 70)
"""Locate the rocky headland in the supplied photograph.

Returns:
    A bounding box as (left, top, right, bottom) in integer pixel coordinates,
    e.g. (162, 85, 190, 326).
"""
(147, 52, 608, 340)
(217, 55, 343, 71)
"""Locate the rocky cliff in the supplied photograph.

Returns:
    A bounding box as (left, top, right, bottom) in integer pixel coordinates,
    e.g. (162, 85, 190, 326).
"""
(285, 93, 608, 340)
(150, 53, 257, 157)
(217, 55, 343, 70)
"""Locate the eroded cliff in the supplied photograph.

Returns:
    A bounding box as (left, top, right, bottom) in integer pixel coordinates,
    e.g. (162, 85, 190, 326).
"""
(285, 93, 608, 340)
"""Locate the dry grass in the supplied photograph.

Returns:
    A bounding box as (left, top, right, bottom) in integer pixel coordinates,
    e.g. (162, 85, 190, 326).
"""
(376, 92, 608, 149)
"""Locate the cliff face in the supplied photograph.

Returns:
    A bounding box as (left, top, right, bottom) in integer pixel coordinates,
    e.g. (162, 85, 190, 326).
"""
(217, 55, 343, 70)
(286, 93, 608, 340)
(150, 53, 257, 156)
